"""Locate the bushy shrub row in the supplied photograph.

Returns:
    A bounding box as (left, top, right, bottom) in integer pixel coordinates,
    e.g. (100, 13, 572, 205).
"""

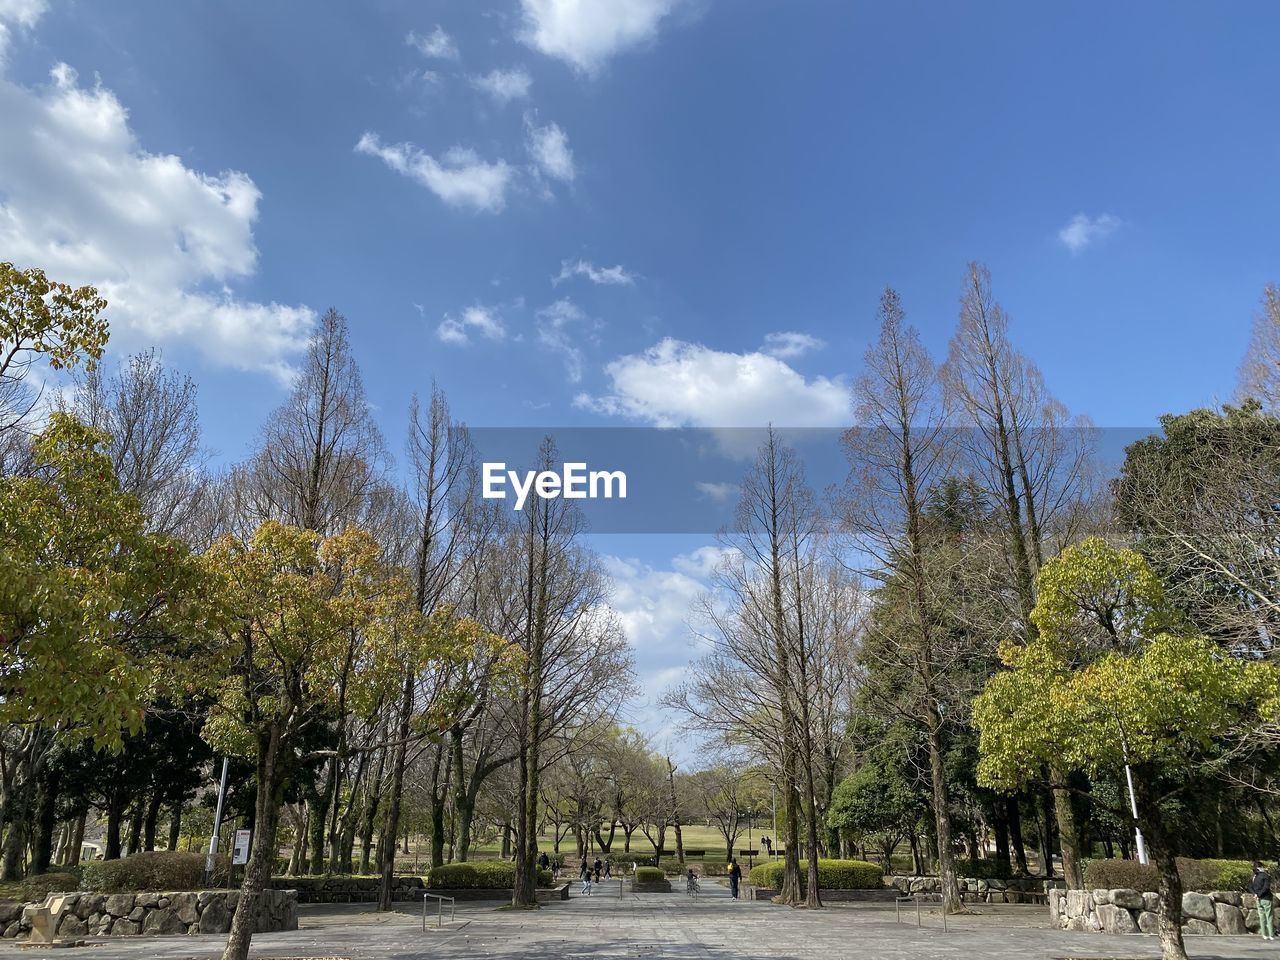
(425, 861, 552, 889)
(1083, 857, 1265, 893)
(80, 851, 229, 893)
(0, 871, 81, 903)
(634, 867, 665, 884)
(748, 859, 884, 890)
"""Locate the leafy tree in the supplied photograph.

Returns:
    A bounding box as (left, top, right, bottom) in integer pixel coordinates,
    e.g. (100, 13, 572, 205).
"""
(0, 262, 108, 448)
(0, 414, 203, 877)
(828, 755, 923, 866)
(1115, 402, 1280, 654)
(973, 538, 1280, 960)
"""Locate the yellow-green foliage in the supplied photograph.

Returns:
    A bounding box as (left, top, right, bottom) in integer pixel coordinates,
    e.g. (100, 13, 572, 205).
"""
(974, 539, 1280, 792)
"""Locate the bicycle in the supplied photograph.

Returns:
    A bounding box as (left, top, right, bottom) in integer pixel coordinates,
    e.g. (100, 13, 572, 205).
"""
(686, 874, 700, 900)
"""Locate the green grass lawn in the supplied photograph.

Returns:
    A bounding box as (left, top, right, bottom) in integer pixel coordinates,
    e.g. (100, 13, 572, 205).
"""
(461, 823, 776, 861)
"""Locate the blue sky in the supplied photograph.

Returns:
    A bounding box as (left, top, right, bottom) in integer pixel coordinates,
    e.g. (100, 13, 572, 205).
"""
(2, 0, 1279, 738)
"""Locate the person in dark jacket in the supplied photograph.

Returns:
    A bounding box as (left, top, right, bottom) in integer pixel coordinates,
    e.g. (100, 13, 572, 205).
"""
(1252, 861, 1274, 940)
(538, 851, 550, 872)
(593, 857, 603, 883)
(728, 858, 743, 900)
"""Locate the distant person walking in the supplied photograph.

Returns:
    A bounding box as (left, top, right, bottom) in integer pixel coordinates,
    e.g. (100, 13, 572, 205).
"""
(580, 859, 594, 897)
(538, 851, 550, 872)
(594, 857, 603, 883)
(728, 858, 743, 900)
(603, 860, 612, 880)
(1252, 861, 1274, 940)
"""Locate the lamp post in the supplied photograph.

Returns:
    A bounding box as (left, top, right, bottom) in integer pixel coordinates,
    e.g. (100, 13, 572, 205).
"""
(204, 757, 230, 886)
(1115, 724, 1148, 865)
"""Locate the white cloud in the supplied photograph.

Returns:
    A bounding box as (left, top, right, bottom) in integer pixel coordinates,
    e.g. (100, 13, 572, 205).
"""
(762, 331, 824, 359)
(0, 0, 44, 59)
(603, 549, 712, 656)
(355, 133, 514, 213)
(575, 338, 849, 427)
(525, 116, 575, 182)
(603, 545, 731, 732)
(406, 26, 458, 61)
(0, 57, 313, 380)
(1058, 212, 1122, 253)
(437, 305, 506, 346)
(471, 67, 532, 104)
(518, 0, 689, 73)
(536, 297, 594, 381)
(554, 258, 636, 286)
(695, 480, 737, 504)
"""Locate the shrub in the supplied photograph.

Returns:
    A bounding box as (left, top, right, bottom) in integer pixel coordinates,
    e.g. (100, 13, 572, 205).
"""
(1083, 857, 1265, 893)
(426, 861, 552, 889)
(80, 852, 227, 893)
(747, 859, 884, 890)
(0, 871, 81, 903)
(1083, 858, 1158, 891)
(700, 861, 728, 877)
(658, 858, 684, 876)
(634, 867, 665, 884)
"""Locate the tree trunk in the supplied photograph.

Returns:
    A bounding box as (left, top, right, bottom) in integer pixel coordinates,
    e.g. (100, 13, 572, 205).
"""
(68, 814, 85, 868)
(377, 669, 414, 910)
(125, 799, 145, 856)
(168, 804, 183, 852)
(1050, 768, 1083, 888)
(926, 718, 963, 913)
(143, 791, 163, 852)
(221, 724, 285, 960)
(1007, 797, 1028, 875)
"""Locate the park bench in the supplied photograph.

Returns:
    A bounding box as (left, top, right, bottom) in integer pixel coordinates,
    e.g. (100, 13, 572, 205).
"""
(24, 893, 74, 944)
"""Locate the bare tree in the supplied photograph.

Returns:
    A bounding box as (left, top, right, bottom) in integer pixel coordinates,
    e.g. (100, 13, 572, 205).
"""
(940, 263, 1095, 888)
(1238, 283, 1280, 408)
(64, 349, 208, 539)
(841, 288, 965, 912)
(244, 308, 388, 534)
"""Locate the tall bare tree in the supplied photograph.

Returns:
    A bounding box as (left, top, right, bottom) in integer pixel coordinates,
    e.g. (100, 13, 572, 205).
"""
(64, 349, 208, 539)
(1237, 283, 1280, 408)
(940, 263, 1094, 888)
(245, 307, 388, 534)
(842, 288, 964, 912)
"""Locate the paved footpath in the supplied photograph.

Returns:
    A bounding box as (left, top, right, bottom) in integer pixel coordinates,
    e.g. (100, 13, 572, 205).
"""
(3, 882, 1275, 960)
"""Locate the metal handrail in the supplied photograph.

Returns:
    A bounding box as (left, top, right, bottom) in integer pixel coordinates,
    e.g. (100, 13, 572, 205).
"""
(422, 892, 456, 930)
(894, 893, 948, 932)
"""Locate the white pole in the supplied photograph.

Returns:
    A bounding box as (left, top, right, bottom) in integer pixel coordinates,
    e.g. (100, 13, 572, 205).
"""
(1123, 763, 1148, 865)
(205, 757, 230, 882)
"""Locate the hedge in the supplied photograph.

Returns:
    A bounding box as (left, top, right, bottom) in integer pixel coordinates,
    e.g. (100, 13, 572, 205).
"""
(634, 867, 665, 884)
(80, 851, 229, 893)
(425, 861, 553, 889)
(0, 871, 80, 903)
(748, 859, 884, 890)
(1083, 857, 1264, 893)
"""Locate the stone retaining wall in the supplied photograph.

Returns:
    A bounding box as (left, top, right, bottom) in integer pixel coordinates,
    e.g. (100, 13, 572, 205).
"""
(889, 875, 1045, 903)
(0, 889, 297, 939)
(1049, 887, 1268, 935)
(271, 875, 423, 903)
(751, 887, 897, 902)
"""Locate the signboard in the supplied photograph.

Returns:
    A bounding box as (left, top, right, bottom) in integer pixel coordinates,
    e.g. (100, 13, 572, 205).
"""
(232, 829, 251, 866)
